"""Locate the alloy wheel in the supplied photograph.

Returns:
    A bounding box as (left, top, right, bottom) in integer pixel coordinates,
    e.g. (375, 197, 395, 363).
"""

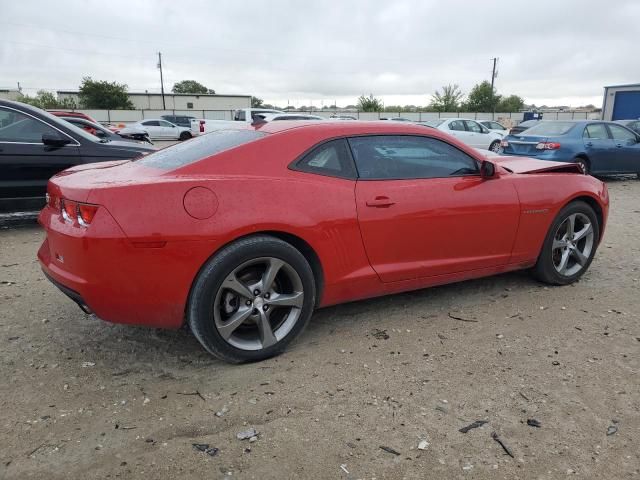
(551, 213, 594, 276)
(213, 257, 304, 351)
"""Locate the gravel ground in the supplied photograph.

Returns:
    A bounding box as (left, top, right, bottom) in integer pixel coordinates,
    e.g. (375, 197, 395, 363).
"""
(1, 177, 639, 479)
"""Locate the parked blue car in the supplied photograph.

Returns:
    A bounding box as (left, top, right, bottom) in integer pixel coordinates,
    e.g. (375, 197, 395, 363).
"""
(500, 120, 640, 176)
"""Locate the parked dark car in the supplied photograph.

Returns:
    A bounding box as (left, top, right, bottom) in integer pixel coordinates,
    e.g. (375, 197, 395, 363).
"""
(0, 100, 155, 212)
(500, 120, 640, 176)
(615, 119, 640, 135)
(57, 116, 152, 145)
(509, 119, 540, 135)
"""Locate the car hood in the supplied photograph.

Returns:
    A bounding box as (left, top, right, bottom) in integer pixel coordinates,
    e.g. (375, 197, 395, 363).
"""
(492, 156, 582, 174)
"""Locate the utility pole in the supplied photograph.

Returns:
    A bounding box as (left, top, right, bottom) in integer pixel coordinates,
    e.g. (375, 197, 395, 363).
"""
(157, 52, 166, 110)
(17, 81, 22, 93)
(490, 57, 498, 119)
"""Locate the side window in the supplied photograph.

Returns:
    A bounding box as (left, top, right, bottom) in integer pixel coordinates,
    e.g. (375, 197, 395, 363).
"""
(142, 120, 160, 127)
(235, 110, 246, 121)
(292, 139, 356, 179)
(608, 124, 637, 142)
(583, 124, 608, 139)
(348, 135, 479, 180)
(159, 120, 174, 127)
(630, 121, 640, 133)
(0, 108, 59, 143)
(464, 120, 482, 133)
(449, 120, 465, 131)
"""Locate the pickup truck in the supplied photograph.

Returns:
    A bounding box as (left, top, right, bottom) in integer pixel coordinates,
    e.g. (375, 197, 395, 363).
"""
(202, 108, 284, 132)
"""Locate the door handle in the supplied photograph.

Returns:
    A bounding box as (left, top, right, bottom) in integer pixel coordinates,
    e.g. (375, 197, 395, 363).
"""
(585, 142, 593, 147)
(366, 196, 395, 208)
(615, 143, 623, 148)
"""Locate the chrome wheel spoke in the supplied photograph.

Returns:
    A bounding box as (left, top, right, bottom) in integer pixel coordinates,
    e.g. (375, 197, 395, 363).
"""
(566, 214, 576, 237)
(267, 291, 303, 308)
(557, 249, 570, 274)
(573, 223, 592, 242)
(257, 310, 277, 348)
(572, 248, 588, 266)
(218, 307, 253, 340)
(223, 272, 253, 299)
(261, 258, 284, 292)
(553, 238, 568, 250)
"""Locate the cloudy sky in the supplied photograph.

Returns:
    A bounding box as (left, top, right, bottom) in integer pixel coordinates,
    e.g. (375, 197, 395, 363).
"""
(1, 0, 638, 108)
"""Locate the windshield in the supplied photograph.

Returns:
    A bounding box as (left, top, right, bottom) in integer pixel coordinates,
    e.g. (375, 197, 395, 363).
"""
(36, 108, 104, 142)
(421, 119, 445, 127)
(521, 121, 575, 136)
(137, 129, 266, 169)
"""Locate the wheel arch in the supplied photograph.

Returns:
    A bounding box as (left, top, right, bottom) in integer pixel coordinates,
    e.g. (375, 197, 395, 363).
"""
(563, 194, 604, 241)
(187, 230, 325, 315)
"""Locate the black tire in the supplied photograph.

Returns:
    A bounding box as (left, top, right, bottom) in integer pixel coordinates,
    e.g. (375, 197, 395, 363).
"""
(574, 157, 590, 175)
(489, 140, 501, 153)
(179, 131, 192, 141)
(187, 235, 316, 363)
(533, 201, 600, 285)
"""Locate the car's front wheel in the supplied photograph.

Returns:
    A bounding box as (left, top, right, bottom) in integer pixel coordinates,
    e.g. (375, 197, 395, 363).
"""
(533, 201, 599, 285)
(188, 235, 316, 363)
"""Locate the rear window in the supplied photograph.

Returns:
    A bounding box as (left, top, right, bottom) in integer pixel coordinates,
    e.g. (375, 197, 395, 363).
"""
(521, 122, 575, 136)
(137, 129, 266, 169)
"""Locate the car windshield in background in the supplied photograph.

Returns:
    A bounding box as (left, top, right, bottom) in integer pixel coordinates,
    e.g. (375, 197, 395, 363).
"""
(421, 120, 445, 127)
(137, 130, 266, 169)
(521, 122, 575, 136)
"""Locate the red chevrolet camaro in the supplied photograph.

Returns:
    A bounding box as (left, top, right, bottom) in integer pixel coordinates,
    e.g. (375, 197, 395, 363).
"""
(38, 121, 609, 363)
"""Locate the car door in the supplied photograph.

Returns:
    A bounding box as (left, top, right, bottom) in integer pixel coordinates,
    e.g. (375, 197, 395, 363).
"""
(582, 123, 615, 172)
(606, 123, 640, 173)
(140, 120, 163, 139)
(350, 135, 520, 282)
(0, 106, 81, 203)
(158, 120, 179, 139)
(445, 120, 471, 144)
(464, 120, 488, 148)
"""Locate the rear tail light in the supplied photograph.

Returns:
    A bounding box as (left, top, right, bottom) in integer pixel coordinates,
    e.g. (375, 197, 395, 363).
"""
(199, 120, 205, 133)
(60, 198, 99, 227)
(46, 192, 60, 210)
(536, 142, 561, 150)
(500, 140, 509, 148)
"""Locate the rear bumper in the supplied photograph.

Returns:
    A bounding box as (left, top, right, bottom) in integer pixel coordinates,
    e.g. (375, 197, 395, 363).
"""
(37, 205, 219, 329)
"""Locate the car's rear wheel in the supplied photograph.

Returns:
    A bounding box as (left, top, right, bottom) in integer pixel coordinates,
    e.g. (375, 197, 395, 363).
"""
(188, 235, 316, 363)
(574, 157, 590, 175)
(533, 201, 599, 285)
(179, 131, 192, 141)
(489, 140, 501, 153)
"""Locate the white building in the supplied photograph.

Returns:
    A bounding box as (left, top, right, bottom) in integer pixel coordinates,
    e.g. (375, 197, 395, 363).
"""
(56, 91, 251, 111)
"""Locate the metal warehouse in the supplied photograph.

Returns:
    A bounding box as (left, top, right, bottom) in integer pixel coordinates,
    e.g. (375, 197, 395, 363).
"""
(601, 83, 640, 121)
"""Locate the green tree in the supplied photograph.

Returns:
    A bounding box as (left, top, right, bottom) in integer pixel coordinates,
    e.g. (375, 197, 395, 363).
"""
(251, 96, 264, 108)
(171, 80, 214, 94)
(78, 77, 134, 109)
(18, 90, 77, 109)
(465, 81, 501, 112)
(357, 94, 383, 112)
(429, 84, 464, 112)
(497, 94, 525, 112)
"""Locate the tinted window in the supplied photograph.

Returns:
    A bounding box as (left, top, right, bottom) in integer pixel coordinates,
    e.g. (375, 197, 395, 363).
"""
(583, 124, 608, 139)
(293, 139, 356, 179)
(522, 122, 575, 136)
(630, 121, 640, 133)
(608, 124, 637, 142)
(0, 108, 59, 143)
(159, 120, 174, 127)
(449, 120, 465, 131)
(464, 120, 482, 133)
(234, 110, 246, 121)
(348, 135, 479, 180)
(142, 120, 160, 126)
(138, 130, 266, 169)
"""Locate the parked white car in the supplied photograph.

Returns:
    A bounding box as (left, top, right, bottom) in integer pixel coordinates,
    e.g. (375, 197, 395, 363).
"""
(421, 118, 504, 152)
(131, 119, 194, 141)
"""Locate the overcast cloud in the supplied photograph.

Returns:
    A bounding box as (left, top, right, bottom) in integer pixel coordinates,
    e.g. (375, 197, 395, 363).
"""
(1, 0, 639, 108)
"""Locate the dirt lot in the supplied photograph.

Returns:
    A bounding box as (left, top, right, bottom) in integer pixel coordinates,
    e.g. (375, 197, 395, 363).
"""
(1, 178, 639, 480)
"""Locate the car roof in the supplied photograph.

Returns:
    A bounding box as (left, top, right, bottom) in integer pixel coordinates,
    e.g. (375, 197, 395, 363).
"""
(250, 120, 439, 136)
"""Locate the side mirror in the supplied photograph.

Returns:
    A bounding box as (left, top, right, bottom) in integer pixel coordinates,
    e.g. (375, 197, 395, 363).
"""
(480, 160, 496, 179)
(42, 133, 72, 147)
